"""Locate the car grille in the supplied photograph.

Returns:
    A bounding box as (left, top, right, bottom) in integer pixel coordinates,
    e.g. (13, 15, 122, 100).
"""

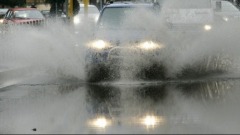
(108, 47, 140, 61)
(18, 20, 45, 26)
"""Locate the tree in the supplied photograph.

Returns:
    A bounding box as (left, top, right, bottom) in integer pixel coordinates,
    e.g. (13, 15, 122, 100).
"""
(0, 0, 26, 7)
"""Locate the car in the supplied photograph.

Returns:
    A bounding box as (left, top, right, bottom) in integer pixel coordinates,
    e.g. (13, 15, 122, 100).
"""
(161, 0, 240, 31)
(84, 2, 163, 82)
(73, 4, 100, 26)
(160, 0, 215, 32)
(213, 0, 240, 22)
(0, 8, 8, 24)
(3, 8, 45, 26)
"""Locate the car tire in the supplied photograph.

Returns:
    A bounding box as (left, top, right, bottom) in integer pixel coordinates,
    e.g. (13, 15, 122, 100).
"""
(85, 64, 121, 82)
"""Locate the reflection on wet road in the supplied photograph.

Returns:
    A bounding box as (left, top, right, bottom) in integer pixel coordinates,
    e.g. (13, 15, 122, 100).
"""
(0, 78, 239, 134)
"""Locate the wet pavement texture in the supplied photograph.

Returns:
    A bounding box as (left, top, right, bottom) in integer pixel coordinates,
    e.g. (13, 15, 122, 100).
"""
(0, 77, 240, 134)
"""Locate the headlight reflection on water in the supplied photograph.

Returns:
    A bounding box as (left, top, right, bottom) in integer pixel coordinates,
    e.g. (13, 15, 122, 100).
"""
(88, 117, 112, 129)
(139, 115, 165, 129)
(204, 24, 212, 31)
(87, 115, 165, 129)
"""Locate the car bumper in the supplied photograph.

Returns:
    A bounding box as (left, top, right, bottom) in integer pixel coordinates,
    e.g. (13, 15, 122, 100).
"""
(86, 47, 160, 68)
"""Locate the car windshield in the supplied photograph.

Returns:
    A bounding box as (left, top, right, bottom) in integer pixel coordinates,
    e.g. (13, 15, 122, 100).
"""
(79, 6, 99, 14)
(98, 6, 157, 28)
(0, 9, 8, 13)
(14, 10, 44, 19)
(163, 0, 211, 9)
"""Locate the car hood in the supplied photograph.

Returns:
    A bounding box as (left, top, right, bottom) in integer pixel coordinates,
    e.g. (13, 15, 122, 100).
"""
(11, 18, 44, 23)
(76, 13, 99, 19)
(163, 8, 214, 24)
(93, 28, 160, 45)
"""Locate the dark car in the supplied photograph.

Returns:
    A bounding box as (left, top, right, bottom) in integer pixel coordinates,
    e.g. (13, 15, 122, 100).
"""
(3, 8, 45, 26)
(84, 2, 163, 82)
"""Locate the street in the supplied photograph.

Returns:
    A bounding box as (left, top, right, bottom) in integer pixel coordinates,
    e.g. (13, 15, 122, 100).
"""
(0, 70, 240, 133)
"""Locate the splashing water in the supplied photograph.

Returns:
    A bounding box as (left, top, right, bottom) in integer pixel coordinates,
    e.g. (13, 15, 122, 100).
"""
(1, 3, 240, 83)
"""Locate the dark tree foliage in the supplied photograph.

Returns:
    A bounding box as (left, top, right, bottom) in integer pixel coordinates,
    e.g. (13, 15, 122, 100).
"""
(0, 0, 26, 7)
(45, 0, 80, 17)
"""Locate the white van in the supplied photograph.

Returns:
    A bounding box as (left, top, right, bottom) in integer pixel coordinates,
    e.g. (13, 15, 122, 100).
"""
(213, 0, 240, 22)
(160, 0, 214, 32)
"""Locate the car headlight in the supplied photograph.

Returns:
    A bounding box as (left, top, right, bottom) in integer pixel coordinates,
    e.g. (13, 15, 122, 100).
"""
(139, 115, 165, 128)
(88, 40, 111, 50)
(137, 41, 164, 50)
(73, 16, 80, 24)
(223, 16, 229, 22)
(0, 19, 3, 24)
(204, 24, 212, 31)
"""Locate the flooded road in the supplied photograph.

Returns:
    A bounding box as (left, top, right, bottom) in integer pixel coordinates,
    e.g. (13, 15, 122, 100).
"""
(0, 74, 240, 134)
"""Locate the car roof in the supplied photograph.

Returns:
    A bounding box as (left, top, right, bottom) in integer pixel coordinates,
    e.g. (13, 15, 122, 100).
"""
(9, 8, 38, 11)
(104, 2, 154, 8)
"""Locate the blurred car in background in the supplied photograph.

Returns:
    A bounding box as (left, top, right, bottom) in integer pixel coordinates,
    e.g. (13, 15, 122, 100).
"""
(3, 8, 45, 26)
(161, 0, 214, 32)
(0, 8, 8, 24)
(161, 0, 240, 31)
(41, 9, 68, 23)
(213, 0, 240, 22)
(73, 4, 100, 26)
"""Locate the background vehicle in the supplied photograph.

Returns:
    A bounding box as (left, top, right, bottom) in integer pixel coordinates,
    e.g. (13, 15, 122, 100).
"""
(73, 4, 100, 26)
(213, 0, 240, 22)
(3, 8, 45, 26)
(85, 2, 163, 82)
(161, 0, 214, 32)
